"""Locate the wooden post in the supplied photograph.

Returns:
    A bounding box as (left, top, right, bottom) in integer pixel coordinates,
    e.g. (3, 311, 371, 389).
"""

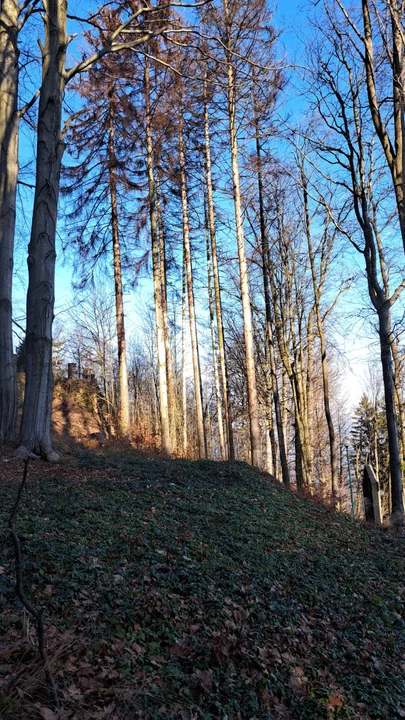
(363, 465, 383, 524)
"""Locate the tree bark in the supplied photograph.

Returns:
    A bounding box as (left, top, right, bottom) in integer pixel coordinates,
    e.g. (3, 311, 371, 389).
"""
(252, 86, 290, 485)
(361, 0, 405, 249)
(203, 70, 234, 459)
(302, 177, 338, 499)
(181, 253, 188, 455)
(178, 98, 206, 459)
(107, 86, 130, 436)
(144, 58, 170, 455)
(269, 247, 312, 489)
(391, 334, 405, 466)
(379, 302, 404, 527)
(0, 0, 19, 441)
(156, 169, 177, 450)
(223, 0, 261, 466)
(16, 0, 67, 460)
(205, 198, 226, 460)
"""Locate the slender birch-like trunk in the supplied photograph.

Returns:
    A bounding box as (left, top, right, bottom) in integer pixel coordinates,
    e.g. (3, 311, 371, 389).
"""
(269, 259, 312, 490)
(392, 336, 405, 465)
(144, 59, 170, 455)
(302, 178, 338, 498)
(178, 97, 206, 458)
(16, 0, 67, 459)
(252, 87, 290, 484)
(203, 70, 234, 459)
(156, 170, 177, 449)
(223, 0, 261, 466)
(107, 86, 130, 436)
(0, 0, 19, 441)
(181, 253, 188, 455)
(204, 199, 226, 460)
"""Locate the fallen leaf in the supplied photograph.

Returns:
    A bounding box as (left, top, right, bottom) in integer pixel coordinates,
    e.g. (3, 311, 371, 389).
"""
(36, 707, 57, 720)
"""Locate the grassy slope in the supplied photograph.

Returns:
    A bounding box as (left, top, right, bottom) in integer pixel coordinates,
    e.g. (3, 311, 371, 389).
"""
(1, 449, 405, 719)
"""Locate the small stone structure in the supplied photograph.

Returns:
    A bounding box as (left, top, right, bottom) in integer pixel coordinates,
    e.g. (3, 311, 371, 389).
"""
(67, 364, 97, 384)
(68, 363, 77, 379)
(363, 465, 382, 524)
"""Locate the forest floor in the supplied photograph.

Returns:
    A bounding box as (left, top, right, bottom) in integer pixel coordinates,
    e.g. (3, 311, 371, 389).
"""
(1, 446, 405, 720)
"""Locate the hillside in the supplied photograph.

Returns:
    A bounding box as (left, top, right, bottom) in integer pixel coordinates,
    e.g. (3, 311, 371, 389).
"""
(1, 449, 405, 719)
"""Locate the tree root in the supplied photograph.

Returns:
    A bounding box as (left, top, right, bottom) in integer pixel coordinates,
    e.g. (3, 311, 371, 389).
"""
(14, 444, 60, 462)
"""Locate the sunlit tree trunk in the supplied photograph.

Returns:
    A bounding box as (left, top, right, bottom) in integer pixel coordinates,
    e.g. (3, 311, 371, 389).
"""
(107, 85, 130, 436)
(16, 0, 67, 460)
(203, 70, 234, 459)
(391, 335, 405, 466)
(378, 302, 403, 525)
(0, 0, 19, 441)
(223, 0, 261, 466)
(252, 87, 290, 484)
(205, 198, 226, 460)
(361, 0, 405, 248)
(156, 169, 177, 450)
(269, 241, 312, 490)
(144, 58, 170, 455)
(178, 97, 206, 458)
(181, 253, 188, 455)
(302, 177, 338, 498)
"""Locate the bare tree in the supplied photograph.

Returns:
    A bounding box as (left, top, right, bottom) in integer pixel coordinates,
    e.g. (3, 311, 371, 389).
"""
(144, 55, 171, 455)
(306, 3, 405, 526)
(16, 1, 204, 458)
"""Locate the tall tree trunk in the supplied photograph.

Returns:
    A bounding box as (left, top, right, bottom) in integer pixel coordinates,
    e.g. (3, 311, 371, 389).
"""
(391, 334, 405, 466)
(203, 70, 234, 459)
(264, 393, 277, 476)
(0, 0, 19, 441)
(181, 253, 188, 455)
(252, 85, 290, 485)
(16, 0, 67, 460)
(107, 86, 130, 436)
(205, 199, 226, 460)
(223, 0, 261, 466)
(379, 302, 404, 528)
(302, 179, 338, 499)
(156, 169, 177, 449)
(269, 258, 312, 489)
(144, 59, 170, 455)
(178, 98, 206, 459)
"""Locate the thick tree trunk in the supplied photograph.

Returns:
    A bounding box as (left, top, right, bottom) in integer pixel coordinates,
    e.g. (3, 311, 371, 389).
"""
(0, 0, 19, 441)
(16, 0, 67, 460)
(203, 72, 234, 459)
(379, 303, 404, 529)
(223, 2, 261, 466)
(107, 87, 130, 436)
(144, 59, 170, 455)
(178, 101, 206, 459)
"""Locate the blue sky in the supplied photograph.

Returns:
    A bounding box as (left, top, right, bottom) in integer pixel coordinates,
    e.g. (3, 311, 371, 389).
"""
(12, 0, 386, 412)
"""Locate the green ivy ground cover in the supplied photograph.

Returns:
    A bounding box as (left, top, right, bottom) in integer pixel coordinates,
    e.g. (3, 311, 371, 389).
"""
(1, 450, 404, 719)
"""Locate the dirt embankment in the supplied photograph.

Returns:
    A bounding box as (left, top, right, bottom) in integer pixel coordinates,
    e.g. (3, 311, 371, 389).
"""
(51, 379, 109, 452)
